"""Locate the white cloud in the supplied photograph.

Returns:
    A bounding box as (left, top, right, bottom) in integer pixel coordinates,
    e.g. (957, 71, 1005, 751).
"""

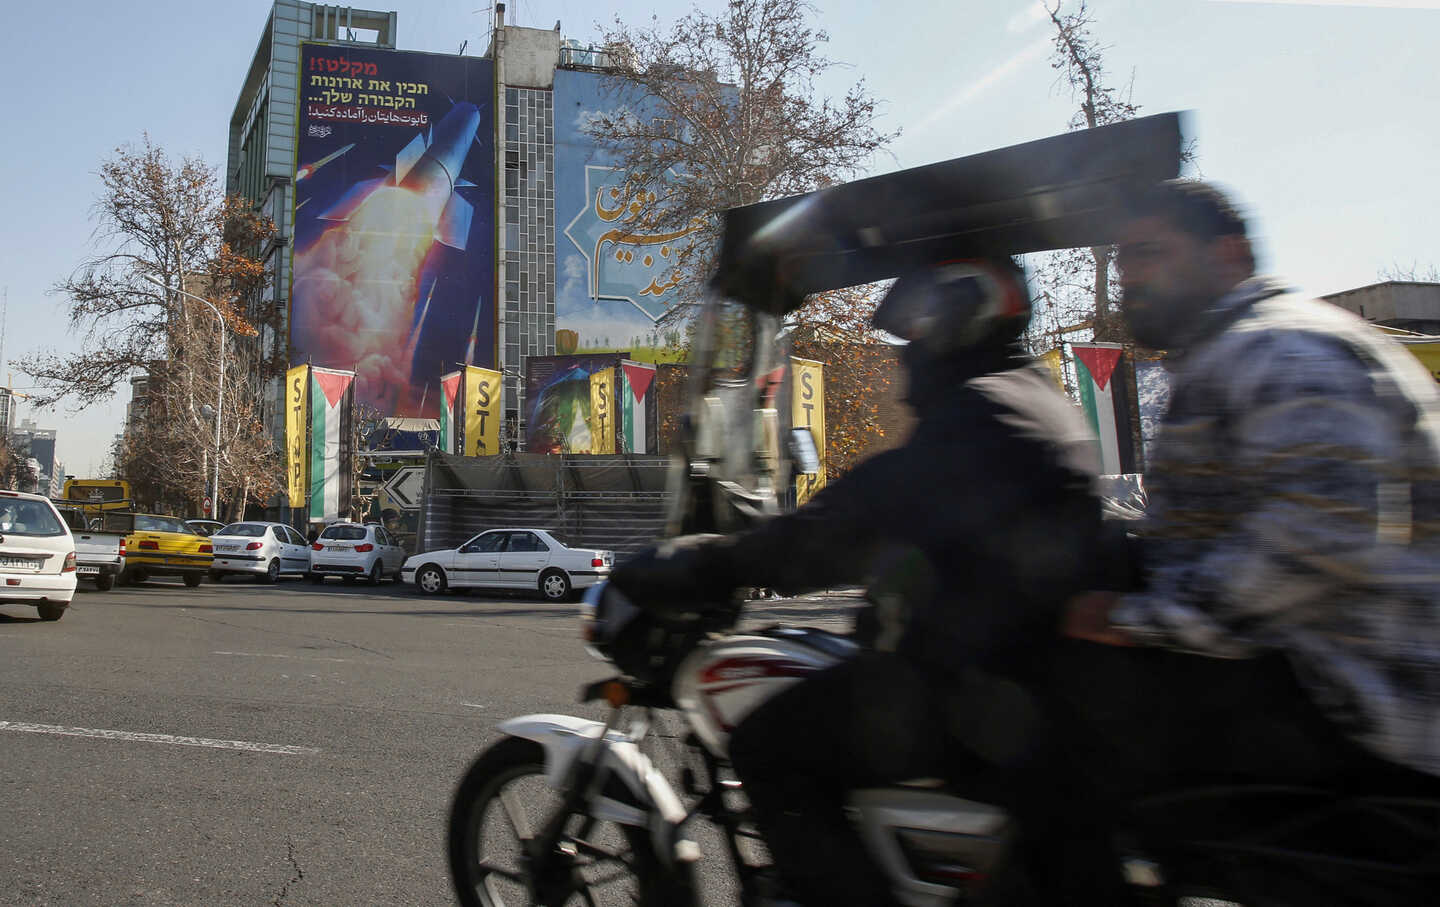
(911, 35, 1053, 136)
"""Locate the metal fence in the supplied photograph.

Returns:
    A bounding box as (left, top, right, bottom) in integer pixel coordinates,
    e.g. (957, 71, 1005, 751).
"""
(417, 452, 673, 555)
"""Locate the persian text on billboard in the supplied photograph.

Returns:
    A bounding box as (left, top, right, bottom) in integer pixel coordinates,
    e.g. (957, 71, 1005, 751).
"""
(291, 45, 495, 419)
(552, 70, 700, 364)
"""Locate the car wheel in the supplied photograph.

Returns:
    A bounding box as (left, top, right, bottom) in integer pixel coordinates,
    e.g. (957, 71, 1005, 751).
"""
(37, 603, 66, 621)
(263, 559, 281, 585)
(208, 569, 223, 583)
(416, 564, 447, 595)
(367, 561, 382, 586)
(94, 573, 115, 592)
(539, 569, 572, 603)
(308, 572, 324, 584)
(127, 568, 149, 585)
(183, 573, 203, 588)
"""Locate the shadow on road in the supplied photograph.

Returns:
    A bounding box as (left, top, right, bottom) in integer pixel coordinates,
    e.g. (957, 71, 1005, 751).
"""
(127, 601, 581, 620)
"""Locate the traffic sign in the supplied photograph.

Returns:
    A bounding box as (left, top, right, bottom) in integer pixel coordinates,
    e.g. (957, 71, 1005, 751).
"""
(380, 466, 426, 509)
(203, 496, 213, 516)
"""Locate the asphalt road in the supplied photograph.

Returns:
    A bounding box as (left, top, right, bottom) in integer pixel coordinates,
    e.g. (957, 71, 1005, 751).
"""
(0, 576, 861, 906)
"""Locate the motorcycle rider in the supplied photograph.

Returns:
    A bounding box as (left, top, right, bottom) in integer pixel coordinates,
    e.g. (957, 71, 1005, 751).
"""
(1053, 179, 1440, 802)
(611, 256, 1120, 906)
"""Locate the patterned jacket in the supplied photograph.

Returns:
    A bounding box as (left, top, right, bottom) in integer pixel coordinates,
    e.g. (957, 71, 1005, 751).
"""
(1112, 276, 1440, 775)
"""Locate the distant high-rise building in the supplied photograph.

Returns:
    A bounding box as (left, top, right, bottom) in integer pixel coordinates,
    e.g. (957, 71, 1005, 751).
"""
(11, 418, 59, 496)
(0, 388, 14, 437)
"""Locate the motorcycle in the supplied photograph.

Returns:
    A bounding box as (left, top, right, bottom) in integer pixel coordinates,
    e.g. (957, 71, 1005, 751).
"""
(447, 583, 1005, 907)
(450, 581, 1440, 906)
(447, 114, 1439, 905)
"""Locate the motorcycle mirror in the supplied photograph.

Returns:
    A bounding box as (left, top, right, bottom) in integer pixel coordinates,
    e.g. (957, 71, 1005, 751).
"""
(788, 427, 820, 475)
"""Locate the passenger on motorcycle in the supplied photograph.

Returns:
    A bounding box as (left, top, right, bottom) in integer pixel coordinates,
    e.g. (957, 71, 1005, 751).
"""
(1066, 180, 1440, 793)
(612, 255, 1119, 906)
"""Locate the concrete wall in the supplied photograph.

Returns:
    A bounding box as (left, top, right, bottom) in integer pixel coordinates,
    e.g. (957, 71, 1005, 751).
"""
(502, 27, 561, 89)
(1323, 281, 1440, 332)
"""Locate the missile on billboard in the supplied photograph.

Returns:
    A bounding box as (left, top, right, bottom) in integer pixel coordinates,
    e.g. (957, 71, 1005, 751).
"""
(295, 143, 356, 181)
(318, 102, 483, 251)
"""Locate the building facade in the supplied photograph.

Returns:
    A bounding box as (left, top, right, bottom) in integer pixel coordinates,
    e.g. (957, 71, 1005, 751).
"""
(232, 3, 702, 469)
(228, 2, 399, 455)
(1322, 281, 1440, 336)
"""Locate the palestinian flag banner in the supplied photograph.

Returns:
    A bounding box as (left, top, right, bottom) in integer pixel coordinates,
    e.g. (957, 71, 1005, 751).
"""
(1071, 342, 1137, 475)
(619, 361, 656, 454)
(438, 371, 462, 454)
(309, 367, 356, 522)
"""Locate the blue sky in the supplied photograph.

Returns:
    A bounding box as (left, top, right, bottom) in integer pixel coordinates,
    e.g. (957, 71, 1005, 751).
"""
(1, 0, 1435, 476)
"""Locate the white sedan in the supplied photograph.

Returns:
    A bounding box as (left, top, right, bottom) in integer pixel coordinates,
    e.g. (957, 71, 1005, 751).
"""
(209, 522, 313, 583)
(0, 490, 77, 621)
(402, 528, 613, 601)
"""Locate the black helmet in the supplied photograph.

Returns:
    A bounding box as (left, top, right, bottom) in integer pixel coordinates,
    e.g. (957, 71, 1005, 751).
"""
(872, 257, 1031, 355)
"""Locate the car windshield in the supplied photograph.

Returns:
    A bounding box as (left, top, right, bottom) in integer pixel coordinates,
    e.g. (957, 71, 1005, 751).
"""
(0, 499, 65, 537)
(219, 524, 268, 538)
(134, 515, 193, 534)
(320, 525, 368, 541)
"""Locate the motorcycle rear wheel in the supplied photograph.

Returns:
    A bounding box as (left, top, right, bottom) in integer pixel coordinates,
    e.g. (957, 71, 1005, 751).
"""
(448, 736, 664, 907)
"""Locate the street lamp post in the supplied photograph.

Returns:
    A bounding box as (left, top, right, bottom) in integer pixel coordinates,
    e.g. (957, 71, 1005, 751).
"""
(141, 275, 224, 520)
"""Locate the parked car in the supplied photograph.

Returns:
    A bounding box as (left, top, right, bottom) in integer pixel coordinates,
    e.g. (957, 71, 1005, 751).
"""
(209, 522, 312, 583)
(308, 522, 406, 585)
(401, 528, 613, 601)
(186, 519, 226, 538)
(121, 514, 214, 587)
(55, 505, 127, 591)
(0, 490, 77, 620)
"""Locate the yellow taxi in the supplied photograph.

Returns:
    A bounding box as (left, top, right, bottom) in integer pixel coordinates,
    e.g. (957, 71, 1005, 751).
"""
(120, 513, 214, 587)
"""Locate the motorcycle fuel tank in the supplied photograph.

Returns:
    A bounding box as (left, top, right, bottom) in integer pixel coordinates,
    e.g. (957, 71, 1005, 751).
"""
(671, 627, 857, 757)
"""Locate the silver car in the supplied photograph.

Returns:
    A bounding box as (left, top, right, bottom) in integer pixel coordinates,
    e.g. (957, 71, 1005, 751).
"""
(209, 522, 313, 584)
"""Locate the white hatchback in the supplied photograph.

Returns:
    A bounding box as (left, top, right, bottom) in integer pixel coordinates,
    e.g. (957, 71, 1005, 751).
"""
(309, 522, 406, 585)
(402, 528, 613, 602)
(0, 490, 77, 621)
(210, 522, 313, 584)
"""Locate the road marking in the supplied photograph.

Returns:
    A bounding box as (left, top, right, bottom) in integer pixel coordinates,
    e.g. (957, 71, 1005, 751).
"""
(461, 702, 487, 709)
(213, 650, 351, 663)
(0, 720, 319, 755)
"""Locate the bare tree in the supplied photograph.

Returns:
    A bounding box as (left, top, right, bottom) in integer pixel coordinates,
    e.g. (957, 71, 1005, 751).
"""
(1023, 0, 1144, 355)
(0, 434, 38, 492)
(583, 0, 896, 324)
(1379, 262, 1440, 283)
(25, 137, 280, 514)
(787, 284, 896, 477)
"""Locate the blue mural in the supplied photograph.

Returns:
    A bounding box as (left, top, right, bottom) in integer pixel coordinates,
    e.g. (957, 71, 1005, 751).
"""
(553, 70, 699, 361)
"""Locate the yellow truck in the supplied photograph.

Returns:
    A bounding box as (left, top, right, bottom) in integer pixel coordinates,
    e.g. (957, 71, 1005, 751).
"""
(120, 513, 214, 587)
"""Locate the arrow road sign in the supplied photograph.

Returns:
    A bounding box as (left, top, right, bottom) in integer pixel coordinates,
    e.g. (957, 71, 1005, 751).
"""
(380, 466, 426, 510)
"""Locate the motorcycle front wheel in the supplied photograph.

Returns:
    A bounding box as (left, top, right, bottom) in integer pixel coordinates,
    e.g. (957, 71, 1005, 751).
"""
(448, 736, 664, 907)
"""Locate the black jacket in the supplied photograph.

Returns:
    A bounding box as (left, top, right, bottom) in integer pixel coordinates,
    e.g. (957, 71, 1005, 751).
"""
(613, 361, 1110, 676)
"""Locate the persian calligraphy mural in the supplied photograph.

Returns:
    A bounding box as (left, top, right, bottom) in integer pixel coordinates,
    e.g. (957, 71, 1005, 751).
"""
(290, 45, 495, 419)
(554, 70, 702, 363)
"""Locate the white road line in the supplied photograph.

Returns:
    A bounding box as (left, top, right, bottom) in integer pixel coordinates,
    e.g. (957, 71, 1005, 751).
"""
(461, 702, 487, 709)
(213, 650, 352, 663)
(0, 720, 319, 755)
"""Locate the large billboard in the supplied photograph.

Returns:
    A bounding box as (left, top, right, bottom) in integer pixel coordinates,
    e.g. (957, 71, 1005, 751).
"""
(524, 353, 628, 454)
(553, 70, 701, 363)
(291, 44, 495, 419)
